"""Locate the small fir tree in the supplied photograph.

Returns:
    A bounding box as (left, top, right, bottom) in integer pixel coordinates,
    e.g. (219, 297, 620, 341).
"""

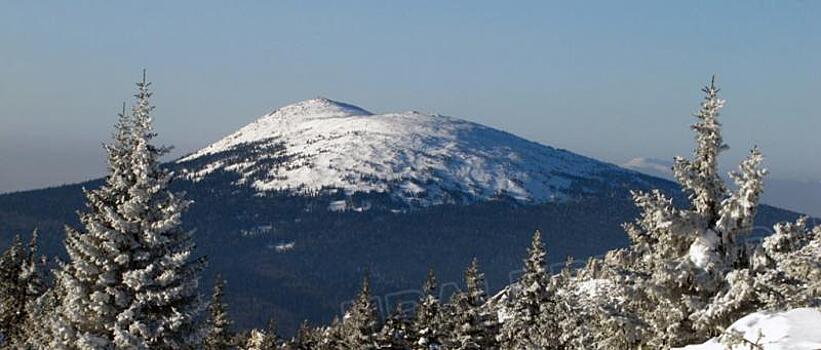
(203, 278, 234, 350)
(376, 304, 412, 349)
(412, 269, 445, 350)
(447, 258, 497, 350)
(0, 232, 46, 349)
(498, 230, 555, 350)
(340, 276, 378, 350)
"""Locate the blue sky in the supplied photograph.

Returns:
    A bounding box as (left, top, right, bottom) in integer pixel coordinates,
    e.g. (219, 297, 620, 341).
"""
(1, 1, 819, 193)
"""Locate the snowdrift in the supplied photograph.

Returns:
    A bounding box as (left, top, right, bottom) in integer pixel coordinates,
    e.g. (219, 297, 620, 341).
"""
(675, 308, 821, 350)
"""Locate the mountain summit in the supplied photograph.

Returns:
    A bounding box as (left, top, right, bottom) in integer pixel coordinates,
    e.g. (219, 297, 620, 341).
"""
(179, 98, 632, 207)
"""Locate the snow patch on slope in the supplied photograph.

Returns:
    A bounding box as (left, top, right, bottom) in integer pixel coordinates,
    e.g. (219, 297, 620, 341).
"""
(179, 98, 628, 207)
(674, 308, 821, 350)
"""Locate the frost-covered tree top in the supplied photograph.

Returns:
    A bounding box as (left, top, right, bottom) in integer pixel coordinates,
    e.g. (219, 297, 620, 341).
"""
(204, 278, 233, 350)
(674, 76, 729, 220)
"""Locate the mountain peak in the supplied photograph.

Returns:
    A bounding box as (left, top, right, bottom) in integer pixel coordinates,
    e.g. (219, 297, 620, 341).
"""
(267, 97, 373, 119)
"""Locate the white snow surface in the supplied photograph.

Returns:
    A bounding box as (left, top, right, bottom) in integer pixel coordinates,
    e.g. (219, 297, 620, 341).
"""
(575, 278, 615, 299)
(675, 308, 821, 350)
(179, 98, 627, 206)
(689, 229, 721, 269)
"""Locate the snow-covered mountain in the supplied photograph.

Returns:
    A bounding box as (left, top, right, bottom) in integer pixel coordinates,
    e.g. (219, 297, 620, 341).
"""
(178, 98, 632, 207)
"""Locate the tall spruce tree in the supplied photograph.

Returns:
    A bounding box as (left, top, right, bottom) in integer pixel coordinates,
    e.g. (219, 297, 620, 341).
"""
(340, 276, 378, 350)
(447, 258, 497, 350)
(243, 323, 277, 350)
(51, 72, 205, 349)
(0, 232, 46, 348)
(26, 282, 63, 349)
(412, 269, 444, 350)
(376, 304, 411, 349)
(0, 235, 25, 347)
(498, 230, 555, 350)
(284, 320, 320, 350)
(203, 278, 233, 350)
(621, 77, 768, 347)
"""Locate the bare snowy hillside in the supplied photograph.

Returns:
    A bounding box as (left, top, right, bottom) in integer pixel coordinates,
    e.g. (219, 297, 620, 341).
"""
(179, 98, 630, 207)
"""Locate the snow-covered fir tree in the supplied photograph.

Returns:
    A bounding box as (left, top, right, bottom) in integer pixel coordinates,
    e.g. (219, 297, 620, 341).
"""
(50, 72, 205, 349)
(0, 232, 46, 348)
(26, 282, 64, 349)
(0, 235, 27, 347)
(203, 278, 234, 350)
(411, 269, 445, 350)
(339, 276, 378, 349)
(258, 320, 279, 350)
(243, 321, 276, 350)
(318, 317, 346, 350)
(446, 258, 497, 350)
(283, 321, 321, 350)
(554, 253, 647, 349)
(498, 230, 557, 350)
(619, 77, 770, 347)
(376, 304, 412, 349)
(243, 330, 266, 350)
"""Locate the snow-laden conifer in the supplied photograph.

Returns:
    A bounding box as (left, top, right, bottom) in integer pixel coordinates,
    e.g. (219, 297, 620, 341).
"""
(203, 278, 234, 350)
(498, 230, 556, 349)
(412, 269, 445, 350)
(51, 73, 205, 349)
(0, 232, 46, 348)
(447, 258, 497, 350)
(620, 77, 769, 347)
(340, 276, 378, 349)
(243, 320, 276, 350)
(376, 304, 412, 349)
(282, 320, 319, 350)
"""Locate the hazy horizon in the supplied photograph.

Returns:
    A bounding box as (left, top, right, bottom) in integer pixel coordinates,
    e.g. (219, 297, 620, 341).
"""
(2, 1, 820, 193)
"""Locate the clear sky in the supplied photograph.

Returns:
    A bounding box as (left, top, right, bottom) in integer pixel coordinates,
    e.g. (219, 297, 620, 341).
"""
(1, 1, 819, 193)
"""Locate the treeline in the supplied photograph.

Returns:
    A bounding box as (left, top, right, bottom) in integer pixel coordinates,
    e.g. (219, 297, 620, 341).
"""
(0, 76, 819, 349)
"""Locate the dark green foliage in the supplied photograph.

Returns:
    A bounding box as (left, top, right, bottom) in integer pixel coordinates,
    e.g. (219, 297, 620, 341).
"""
(340, 276, 378, 349)
(411, 270, 445, 350)
(376, 305, 412, 349)
(446, 258, 498, 350)
(204, 278, 234, 350)
(0, 232, 45, 349)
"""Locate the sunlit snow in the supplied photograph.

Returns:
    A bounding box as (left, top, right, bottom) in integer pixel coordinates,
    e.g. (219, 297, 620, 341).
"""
(675, 308, 821, 350)
(179, 98, 626, 207)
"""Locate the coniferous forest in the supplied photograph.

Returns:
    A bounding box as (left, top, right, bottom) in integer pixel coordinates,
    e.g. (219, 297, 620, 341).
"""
(1, 75, 819, 349)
